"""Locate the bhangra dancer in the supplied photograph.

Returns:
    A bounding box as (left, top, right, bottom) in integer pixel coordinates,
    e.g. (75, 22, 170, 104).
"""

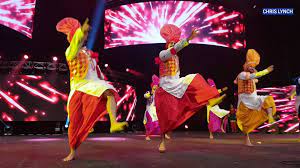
(56, 17, 128, 161)
(154, 24, 220, 152)
(234, 49, 276, 146)
(206, 79, 229, 139)
(143, 75, 161, 140)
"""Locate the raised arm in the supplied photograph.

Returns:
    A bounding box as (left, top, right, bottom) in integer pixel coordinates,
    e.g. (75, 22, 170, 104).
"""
(239, 65, 274, 80)
(65, 19, 90, 61)
(218, 87, 228, 94)
(159, 29, 199, 61)
(65, 28, 84, 61)
(159, 39, 189, 61)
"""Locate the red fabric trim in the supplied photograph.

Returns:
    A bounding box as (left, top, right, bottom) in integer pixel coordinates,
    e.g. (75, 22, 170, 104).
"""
(154, 57, 161, 65)
(91, 51, 99, 63)
(170, 48, 177, 55)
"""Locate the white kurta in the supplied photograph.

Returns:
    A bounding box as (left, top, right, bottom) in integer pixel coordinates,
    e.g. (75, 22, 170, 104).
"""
(160, 72, 196, 98)
(159, 39, 195, 98)
(237, 72, 267, 110)
(210, 105, 230, 118)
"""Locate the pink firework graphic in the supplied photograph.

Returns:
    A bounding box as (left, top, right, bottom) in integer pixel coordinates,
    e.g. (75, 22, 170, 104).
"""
(255, 85, 299, 133)
(104, 1, 245, 49)
(0, 75, 137, 122)
(0, 0, 36, 38)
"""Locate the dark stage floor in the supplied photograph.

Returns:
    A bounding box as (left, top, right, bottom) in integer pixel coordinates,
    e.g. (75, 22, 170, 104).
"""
(1, 132, 300, 168)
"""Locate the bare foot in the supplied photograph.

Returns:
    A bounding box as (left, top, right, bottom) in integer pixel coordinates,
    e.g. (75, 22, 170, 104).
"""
(245, 141, 254, 146)
(145, 136, 151, 141)
(245, 135, 254, 146)
(165, 133, 171, 140)
(110, 122, 128, 133)
(209, 132, 214, 139)
(158, 141, 166, 153)
(63, 151, 75, 162)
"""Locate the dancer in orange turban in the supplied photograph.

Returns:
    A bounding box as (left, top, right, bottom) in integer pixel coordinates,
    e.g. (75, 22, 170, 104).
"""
(234, 49, 276, 146)
(56, 17, 128, 161)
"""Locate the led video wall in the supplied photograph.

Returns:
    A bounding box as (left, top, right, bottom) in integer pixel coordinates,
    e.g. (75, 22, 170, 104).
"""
(104, 1, 245, 49)
(0, 0, 36, 38)
(255, 86, 299, 133)
(0, 75, 137, 122)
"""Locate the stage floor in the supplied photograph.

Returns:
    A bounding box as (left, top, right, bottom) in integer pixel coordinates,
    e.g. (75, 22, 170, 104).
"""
(0, 132, 300, 168)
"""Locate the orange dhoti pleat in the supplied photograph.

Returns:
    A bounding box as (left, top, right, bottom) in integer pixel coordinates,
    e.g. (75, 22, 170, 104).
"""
(68, 91, 107, 149)
(237, 96, 276, 134)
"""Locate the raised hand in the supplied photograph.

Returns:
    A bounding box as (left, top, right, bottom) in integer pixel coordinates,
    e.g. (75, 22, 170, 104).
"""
(81, 18, 90, 34)
(222, 87, 228, 92)
(267, 65, 274, 72)
(187, 28, 199, 41)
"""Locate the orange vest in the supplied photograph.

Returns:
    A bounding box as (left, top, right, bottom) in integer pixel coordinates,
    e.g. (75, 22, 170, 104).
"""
(237, 78, 255, 94)
(67, 49, 89, 80)
(159, 55, 179, 77)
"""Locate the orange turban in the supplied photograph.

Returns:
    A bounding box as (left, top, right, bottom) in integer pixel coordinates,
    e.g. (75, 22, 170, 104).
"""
(56, 17, 81, 42)
(243, 49, 260, 70)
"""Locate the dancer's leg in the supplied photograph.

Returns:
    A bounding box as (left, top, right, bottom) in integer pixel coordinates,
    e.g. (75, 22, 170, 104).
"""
(165, 132, 171, 140)
(63, 92, 84, 162)
(209, 131, 214, 139)
(245, 133, 253, 146)
(104, 90, 128, 133)
(159, 134, 166, 153)
(267, 108, 275, 124)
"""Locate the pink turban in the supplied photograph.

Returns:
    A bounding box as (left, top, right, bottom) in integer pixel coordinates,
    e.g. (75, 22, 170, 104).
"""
(151, 74, 160, 88)
(56, 17, 81, 42)
(160, 24, 181, 48)
(207, 78, 216, 87)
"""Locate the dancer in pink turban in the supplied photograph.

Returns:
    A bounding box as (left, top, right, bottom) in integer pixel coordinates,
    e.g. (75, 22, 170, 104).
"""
(155, 24, 221, 152)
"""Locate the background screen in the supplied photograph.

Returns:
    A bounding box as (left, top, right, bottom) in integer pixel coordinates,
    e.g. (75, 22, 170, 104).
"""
(255, 86, 299, 133)
(0, 0, 36, 38)
(0, 74, 137, 122)
(104, 1, 245, 49)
